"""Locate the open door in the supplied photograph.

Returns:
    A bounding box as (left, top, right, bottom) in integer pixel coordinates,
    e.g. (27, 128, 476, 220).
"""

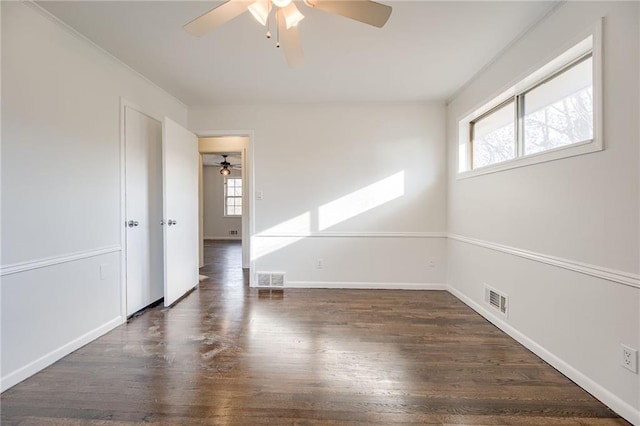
(162, 117, 199, 307)
(124, 106, 164, 315)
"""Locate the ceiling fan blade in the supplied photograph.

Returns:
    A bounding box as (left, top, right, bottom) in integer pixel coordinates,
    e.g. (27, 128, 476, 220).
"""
(306, 0, 391, 28)
(184, 0, 252, 37)
(277, 9, 304, 68)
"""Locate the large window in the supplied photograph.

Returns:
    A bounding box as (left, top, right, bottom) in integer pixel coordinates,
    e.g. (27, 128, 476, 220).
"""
(459, 28, 601, 177)
(224, 177, 242, 217)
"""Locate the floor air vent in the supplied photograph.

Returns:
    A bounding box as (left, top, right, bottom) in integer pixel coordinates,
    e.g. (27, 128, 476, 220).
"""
(270, 273, 285, 287)
(257, 273, 271, 287)
(256, 272, 285, 288)
(485, 285, 508, 317)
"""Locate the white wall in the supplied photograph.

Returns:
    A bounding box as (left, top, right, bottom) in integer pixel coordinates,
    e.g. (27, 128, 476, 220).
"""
(1, 1, 187, 391)
(446, 2, 639, 423)
(203, 166, 242, 239)
(190, 103, 447, 288)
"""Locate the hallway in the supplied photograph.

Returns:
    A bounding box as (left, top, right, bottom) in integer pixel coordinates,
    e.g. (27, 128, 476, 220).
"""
(0, 241, 627, 424)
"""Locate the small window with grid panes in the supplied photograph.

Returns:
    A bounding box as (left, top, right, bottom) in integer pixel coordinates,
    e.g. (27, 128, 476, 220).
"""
(224, 177, 242, 217)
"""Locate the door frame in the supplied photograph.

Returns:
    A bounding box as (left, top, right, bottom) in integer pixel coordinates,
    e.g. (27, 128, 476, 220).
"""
(195, 130, 254, 271)
(119, 97, 165, 320)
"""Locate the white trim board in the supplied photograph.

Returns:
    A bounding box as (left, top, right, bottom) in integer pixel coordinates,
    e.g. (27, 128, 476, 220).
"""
(0, 246, 121, 276)
(277, 281, 447, 290)
(0, 316, 123, 392)
(448, 234, 640, 289)
(446, 285, 640, 426)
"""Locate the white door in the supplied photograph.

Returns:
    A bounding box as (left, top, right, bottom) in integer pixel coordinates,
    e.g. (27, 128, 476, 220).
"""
(124, 106, 164, 315)
(162, 117, 199, 307)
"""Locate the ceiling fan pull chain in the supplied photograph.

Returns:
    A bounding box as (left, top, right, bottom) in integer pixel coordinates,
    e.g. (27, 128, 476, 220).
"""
(275, 8, 280, 48)
(266, 0, 272, 39)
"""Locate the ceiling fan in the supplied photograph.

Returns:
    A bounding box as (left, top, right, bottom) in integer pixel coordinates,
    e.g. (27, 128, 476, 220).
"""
(216, 154, 241, 175)
(183, 0, 392, 67)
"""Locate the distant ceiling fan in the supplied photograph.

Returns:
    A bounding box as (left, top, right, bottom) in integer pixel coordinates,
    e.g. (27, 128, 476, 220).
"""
(183, 0, 392, 67)
(216, 154, 241, 175)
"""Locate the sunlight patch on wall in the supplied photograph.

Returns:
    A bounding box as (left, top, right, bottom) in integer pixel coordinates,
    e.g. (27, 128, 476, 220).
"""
(318, 171, 405, 231)
(252, 212, 311, 260)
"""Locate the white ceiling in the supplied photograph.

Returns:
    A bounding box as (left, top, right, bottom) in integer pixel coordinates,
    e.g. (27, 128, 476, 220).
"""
(38, 1, 556, 106)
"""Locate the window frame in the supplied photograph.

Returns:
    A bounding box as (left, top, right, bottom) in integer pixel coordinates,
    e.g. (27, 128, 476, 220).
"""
(457, 20, 602, 179)
(224, 177, 242, 217)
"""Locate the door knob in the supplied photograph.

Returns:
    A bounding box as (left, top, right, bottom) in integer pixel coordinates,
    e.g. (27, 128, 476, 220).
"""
(168, 219, 177, 226)
(127, 220, 139, 228)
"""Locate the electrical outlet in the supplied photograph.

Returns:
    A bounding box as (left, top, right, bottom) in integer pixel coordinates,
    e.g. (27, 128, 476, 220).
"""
(316, 259, 324, 269)
(621, 344, 638, 373)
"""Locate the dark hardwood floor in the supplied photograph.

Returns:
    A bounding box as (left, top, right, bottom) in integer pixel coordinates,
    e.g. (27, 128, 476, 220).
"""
(1, 240, 628, 425)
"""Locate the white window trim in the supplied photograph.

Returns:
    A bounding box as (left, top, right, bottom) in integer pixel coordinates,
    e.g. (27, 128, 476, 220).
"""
(457, 18, 603, 180)
(224, 177, 242, 217)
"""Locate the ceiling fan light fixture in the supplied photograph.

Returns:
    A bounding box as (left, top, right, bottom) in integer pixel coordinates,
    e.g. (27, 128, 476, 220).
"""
(282, 2, 304, 29)
(184, 0, 393, 67)
(220, 154, 232, 175)
(271, 0, 292, 8)
(248, 0, 269, 26)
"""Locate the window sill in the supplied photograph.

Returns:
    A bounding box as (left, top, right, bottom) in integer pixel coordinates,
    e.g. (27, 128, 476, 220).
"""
(456, 138, 602, 180)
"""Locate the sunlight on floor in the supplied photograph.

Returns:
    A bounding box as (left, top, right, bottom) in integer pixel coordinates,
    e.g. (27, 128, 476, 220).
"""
(247, 304, 408, 406)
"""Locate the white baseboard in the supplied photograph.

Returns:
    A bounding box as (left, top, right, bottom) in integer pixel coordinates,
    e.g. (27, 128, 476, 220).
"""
(282, 281, 447, 290)
(446, 285, 640, 426)
(204, 237, 241, 241)
(0, 316, 124, 392)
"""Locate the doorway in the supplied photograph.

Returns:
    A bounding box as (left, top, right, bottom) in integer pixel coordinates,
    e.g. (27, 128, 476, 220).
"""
(201, 152, 243, 243)
(198, 136, 251, 270)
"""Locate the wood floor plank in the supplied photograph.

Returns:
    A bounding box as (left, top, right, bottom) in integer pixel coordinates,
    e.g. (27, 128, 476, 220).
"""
(0, 240, 629, 425)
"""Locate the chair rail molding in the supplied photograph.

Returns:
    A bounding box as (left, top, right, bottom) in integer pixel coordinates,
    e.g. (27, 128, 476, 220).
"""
(254, 231, 447, 239)
(448, 234, 640, 289)
(0, 246, 122, 276)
